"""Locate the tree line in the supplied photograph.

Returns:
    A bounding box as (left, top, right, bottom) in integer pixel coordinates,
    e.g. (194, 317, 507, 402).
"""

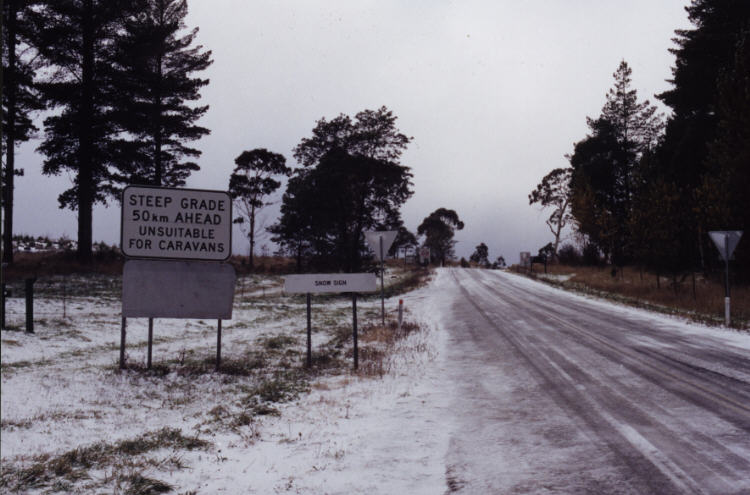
(530, 0, 750, 280)
(235, 107, 466, 272)
(2, 0, 212, 264)
(1, 0, 461, 271)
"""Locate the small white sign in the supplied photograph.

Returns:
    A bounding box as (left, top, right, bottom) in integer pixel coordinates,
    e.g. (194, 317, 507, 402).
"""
(284, 273, 377, 294)
(365, 231, 398, 261)
(709, 231, 743, 261)
(121, 186, 232, 261)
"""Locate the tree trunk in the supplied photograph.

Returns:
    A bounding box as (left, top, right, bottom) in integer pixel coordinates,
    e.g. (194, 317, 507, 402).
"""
(154, 49, 163, 186)
(248, 203, 255, 269)
(77, 0, 95, 264)
(3, 2, 18, 264)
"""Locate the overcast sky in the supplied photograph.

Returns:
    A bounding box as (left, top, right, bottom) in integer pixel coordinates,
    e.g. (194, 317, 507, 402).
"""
(13, 0, 693, 263)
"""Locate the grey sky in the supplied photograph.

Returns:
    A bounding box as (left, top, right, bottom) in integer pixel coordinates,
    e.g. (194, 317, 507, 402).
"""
(13, 0, 692, 263)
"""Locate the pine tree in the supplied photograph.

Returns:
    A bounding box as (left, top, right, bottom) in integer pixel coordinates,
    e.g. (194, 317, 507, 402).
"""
(568, 61, 662, 266)
(111, 0, 212, 188)
(699, 30, 750, 274)
(31, 0, 138, 262)
(2, 0, 45, 263)
(653, 0, 750, 274)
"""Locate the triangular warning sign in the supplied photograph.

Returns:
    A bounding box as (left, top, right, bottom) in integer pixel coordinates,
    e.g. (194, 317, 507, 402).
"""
(709, 231, 743, 261)
(364, 231, 398, 261)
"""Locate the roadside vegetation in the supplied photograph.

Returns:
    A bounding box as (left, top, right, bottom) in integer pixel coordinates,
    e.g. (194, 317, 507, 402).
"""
(512, 262, 749, 329)
(0, 258, 431, 494)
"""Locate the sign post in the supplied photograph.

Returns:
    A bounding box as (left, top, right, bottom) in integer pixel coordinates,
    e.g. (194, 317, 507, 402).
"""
(120, 186, 234, 370)
(708, 230, 743, 326)
(365, 231, 397, 326)
(284, 273, 376, 369)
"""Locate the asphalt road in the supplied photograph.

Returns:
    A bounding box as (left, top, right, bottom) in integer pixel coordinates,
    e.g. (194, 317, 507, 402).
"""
(440, 268, 750, 494)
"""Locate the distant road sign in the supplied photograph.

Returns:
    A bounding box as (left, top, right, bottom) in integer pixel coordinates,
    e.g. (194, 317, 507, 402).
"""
(419, 247, 430, 264)
(520, 252, 531, 267)
(121, 186, 232, 261)
(284, 273, 377, 294)
(365, 231, 398, 261)
(709, 231, 743, 261)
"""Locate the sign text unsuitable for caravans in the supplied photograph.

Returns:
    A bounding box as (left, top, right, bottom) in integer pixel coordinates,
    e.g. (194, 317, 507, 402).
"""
(121, 186, 232, 261)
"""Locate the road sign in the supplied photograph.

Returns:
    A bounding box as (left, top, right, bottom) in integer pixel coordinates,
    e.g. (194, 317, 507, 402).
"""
(122, 260, 236, 318)
(520, 252, 531, 267)
(419, 247, 430, 264)
(708, 231, 743, 326)
(121, 185, 232, 261)
(365, 231, 398, 261)
(284, 273, 377, 294)
(708, 231, 743, 261)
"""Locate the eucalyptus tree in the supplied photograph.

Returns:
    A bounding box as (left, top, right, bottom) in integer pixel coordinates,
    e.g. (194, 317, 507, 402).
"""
(228, 148, 291, 268)
(528, 167, 572, 261)
(271, 107, 414, 272)
(417, 208, 464, 265)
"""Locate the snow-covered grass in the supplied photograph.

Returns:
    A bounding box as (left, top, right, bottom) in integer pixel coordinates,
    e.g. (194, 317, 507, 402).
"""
(1, 266, 443, 494)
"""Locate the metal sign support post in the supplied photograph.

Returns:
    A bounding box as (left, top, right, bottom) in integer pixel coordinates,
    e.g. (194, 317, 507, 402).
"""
(1, 283, 6, 329)
(380, 236, 385, 326)
(306, 293, 312, 368)
(216, 319, 222, 371)
(120, 317, 127, 369)
(724, 233, 731, 326)
(709, 231, 743, 326)
(352, 293, 358, 370)
(147, 318, 154, 369)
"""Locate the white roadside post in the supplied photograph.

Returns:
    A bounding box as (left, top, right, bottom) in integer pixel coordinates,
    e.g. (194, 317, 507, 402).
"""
(708, 231, 743, 326)
(365, 231, 398, 326)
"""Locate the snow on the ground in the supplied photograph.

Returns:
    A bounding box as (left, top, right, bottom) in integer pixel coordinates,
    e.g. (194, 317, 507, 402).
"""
(502, 268, 750, 350)
(1, 269, 453, 494)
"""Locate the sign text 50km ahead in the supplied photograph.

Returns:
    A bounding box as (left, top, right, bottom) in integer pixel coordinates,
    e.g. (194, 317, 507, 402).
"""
(121, 186, 232, 261)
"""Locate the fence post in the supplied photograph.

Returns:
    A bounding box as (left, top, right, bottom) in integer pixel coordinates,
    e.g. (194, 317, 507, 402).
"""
(25, 278, 35, 333)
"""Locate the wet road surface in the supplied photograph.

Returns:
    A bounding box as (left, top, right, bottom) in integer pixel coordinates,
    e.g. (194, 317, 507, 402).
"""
(440, 268, 750, 494)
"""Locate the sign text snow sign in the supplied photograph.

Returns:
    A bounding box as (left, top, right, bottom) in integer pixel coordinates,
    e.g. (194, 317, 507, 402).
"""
(121, 185, 232, 261)
(284, 273, 377, 294)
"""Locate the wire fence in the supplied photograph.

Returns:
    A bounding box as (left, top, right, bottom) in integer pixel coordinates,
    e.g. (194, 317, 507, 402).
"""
(1, 273, 285, 332)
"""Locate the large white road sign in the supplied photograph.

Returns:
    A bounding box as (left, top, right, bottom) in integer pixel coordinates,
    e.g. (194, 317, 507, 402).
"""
(121, 186, 232, 261)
